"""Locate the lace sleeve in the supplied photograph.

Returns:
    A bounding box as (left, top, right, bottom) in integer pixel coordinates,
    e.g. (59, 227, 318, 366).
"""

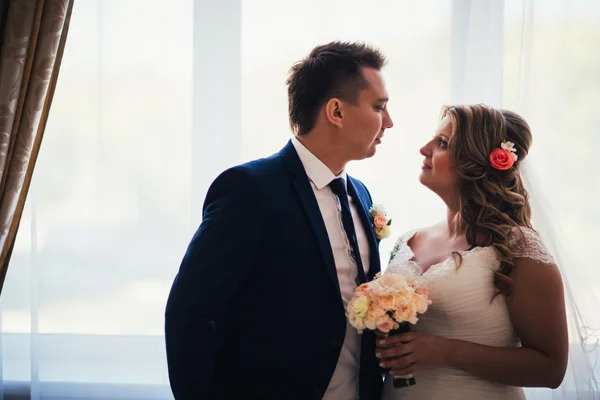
(388, 236, 404, 263)
(388, 229, 417, 263)
(384, 230, 423, 276)
(511, 227, 555, 265)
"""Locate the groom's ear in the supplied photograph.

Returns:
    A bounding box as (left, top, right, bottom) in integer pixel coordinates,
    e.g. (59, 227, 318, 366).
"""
(325, 98, 344, 129)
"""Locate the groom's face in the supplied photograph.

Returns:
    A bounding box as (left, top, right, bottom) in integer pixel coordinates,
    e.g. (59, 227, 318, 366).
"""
(339, 67, 393, 160)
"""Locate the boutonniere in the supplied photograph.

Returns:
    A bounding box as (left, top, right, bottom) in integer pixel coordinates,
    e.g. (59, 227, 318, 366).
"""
(369, 204, 392, 240)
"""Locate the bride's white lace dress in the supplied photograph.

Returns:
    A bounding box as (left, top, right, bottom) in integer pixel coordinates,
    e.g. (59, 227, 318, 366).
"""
(382, 227, 555, 400)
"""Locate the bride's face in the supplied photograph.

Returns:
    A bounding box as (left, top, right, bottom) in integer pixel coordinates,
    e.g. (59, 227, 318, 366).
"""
(419, 116, 461, 200)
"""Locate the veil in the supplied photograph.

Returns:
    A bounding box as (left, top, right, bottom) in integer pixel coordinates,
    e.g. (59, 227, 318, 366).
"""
(520, 160, 600, 399)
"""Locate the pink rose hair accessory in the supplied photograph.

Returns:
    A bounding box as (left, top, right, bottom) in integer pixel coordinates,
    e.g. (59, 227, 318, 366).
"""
(489, 140, 518, 170)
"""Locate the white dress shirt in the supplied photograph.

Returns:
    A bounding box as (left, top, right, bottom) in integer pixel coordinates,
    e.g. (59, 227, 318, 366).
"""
(291, 137, 371, 400)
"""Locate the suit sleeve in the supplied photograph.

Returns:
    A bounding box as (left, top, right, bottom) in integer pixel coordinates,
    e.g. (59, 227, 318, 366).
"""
(165, 167, 265, 399)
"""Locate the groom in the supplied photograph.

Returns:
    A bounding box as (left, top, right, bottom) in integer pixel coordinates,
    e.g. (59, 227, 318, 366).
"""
(165, 41, 394, 400)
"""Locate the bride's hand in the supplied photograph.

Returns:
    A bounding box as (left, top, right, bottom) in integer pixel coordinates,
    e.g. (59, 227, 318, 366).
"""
(375, 332, 452, 377)
(374, 329, 389, 339)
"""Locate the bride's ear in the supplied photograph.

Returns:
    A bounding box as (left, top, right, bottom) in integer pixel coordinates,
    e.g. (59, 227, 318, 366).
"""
(325, 98, 344, 129)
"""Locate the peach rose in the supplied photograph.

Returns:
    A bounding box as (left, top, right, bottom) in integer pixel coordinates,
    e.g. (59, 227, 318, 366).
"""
(393, 307, 410, 323)
(374, 215, 387, 229)
(376, 315, 395, 333)
(364, 307, 386, 330)
(376, 295, 396, 310)
(489, 148, 515, 170)
(355, 283, 370, 296)
(366, 305, 386, 321)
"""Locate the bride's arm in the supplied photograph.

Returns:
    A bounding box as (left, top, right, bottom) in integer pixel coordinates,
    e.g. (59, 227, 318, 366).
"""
(448, 257, 568, 387)
(376, 257, 569, 388)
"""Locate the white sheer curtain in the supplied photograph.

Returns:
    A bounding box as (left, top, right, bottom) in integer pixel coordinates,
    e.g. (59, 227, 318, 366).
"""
(502, 0, 600, 397)
(0, 0, 598, 399)
(0, 1, 193, 398)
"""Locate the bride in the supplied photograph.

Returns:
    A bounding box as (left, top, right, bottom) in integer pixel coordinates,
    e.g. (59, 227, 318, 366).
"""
(378, 104, 598, 399)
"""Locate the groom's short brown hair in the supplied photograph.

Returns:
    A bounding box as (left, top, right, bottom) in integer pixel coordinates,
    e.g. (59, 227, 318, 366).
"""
(286, 41, 386, 136)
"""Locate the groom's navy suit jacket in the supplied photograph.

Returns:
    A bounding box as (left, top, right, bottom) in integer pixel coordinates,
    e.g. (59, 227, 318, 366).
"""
(165, 140, 383, 399)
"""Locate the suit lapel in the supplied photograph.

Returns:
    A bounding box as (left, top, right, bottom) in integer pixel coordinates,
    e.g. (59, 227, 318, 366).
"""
(347, 177, 381, 280)
(279, 141, 342, 300)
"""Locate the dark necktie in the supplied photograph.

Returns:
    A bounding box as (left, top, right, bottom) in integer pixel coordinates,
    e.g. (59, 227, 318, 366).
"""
(328, 178, 367, 285)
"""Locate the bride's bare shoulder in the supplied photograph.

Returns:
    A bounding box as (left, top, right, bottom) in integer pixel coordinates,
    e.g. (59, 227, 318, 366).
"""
(392, 222, 442, 246)
(411, 222, 446, 244)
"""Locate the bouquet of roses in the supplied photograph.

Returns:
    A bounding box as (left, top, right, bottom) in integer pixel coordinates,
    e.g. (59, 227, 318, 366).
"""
(346, 273, 431, 388)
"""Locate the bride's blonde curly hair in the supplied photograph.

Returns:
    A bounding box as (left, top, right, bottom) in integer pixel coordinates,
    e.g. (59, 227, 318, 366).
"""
(443, 104, 533, 296)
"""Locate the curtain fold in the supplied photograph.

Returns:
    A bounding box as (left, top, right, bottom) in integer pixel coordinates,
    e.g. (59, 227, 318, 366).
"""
(0, 0, 74, 295)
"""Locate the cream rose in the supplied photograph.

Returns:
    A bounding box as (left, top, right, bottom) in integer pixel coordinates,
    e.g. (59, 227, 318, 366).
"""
(375, 225, 391, 239)
(352, 295, 369, 319)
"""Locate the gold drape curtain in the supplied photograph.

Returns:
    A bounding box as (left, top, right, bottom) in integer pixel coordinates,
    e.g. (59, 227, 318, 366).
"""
(0, 0, 74, 294)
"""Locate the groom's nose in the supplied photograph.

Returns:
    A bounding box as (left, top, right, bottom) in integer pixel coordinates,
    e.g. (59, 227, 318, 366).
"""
(383, 109, 393, 129)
